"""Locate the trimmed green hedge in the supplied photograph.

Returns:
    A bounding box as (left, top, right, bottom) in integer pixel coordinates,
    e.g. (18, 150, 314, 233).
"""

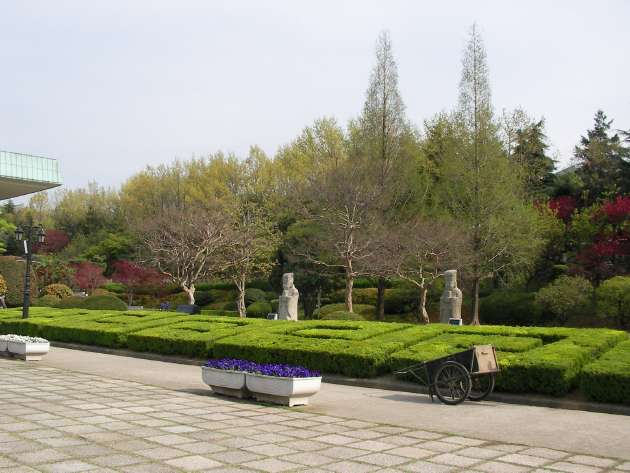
(246, 301, 272, 318)
(0, 256, 38, 306)
(0, 307, 628, 400)
(581, 340, 630, 404)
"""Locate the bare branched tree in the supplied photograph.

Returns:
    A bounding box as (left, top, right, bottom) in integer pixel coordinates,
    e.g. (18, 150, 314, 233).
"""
(369, 218, 467, 323)
(299, 164, 381, 313)
(142, 207, 229, 305)
(221, 206, 279, 317)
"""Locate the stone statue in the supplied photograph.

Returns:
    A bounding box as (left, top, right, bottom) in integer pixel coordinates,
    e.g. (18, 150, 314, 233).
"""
(439, 269, 462, 323)
(278, 273, 299, 321)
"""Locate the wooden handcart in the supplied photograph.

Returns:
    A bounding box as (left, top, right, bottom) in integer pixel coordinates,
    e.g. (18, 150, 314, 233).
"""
(394, 345, 499, 405)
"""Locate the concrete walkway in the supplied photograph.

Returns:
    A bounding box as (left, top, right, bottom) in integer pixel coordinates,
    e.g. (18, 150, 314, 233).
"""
(40, 346, 630, 461)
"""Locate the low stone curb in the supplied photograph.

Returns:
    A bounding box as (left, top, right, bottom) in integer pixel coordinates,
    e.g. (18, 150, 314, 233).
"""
(49, 341, 630, 417)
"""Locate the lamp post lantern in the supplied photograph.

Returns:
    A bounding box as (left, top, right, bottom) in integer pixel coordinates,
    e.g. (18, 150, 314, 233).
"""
(14, 224, 45, 319)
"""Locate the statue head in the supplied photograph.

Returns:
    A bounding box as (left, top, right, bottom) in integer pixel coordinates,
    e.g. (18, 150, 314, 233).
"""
(282, 273, 294, 289)
(444, 269, 458, 289)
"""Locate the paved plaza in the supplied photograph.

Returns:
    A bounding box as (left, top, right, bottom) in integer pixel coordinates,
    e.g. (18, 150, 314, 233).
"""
(1, 355, 629, 473)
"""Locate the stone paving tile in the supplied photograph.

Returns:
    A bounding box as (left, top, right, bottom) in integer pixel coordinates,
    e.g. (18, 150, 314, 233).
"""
(318, 445, 372, 459)
(8, 447, 71, 465)
(355, 452, 410, 467)
(431, 452, 482, 467)
(565, 454, 618, 468)
(323, 460, 381, 472)
(474, 460, 532, 473)
(166, 454, 223, 470)
(348, 439, 398, 451)
(546, 462, 604, 473)
(387, 446, 436, 459)
(40, 460, 99, 472)
(242, 458, 302, 472)
(499, 452, 550, 467)
(457, 446, 506, 459)
(521, 447, 570, 460)
(399, 460, 457, 472)
(280, 451, 337, 466)
(417, 440, 462, 453)
(1, 359, 627, 473)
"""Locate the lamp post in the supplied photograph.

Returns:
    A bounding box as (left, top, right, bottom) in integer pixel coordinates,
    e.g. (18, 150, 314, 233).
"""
(14, 224, 46, 319)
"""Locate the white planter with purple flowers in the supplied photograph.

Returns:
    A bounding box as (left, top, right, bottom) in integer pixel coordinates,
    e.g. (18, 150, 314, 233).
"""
(201, 366, 248, 399)
(202, 359, 322, 406)
(1, 335, 50, 361)
(245, 373, 321, 406)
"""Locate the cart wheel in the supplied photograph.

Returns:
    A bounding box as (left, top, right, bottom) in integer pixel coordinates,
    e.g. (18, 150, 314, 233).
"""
(433, 361, 471, 405)
(468, 373, 495, 401)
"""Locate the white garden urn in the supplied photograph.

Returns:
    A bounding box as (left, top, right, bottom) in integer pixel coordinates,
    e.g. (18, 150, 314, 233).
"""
(2, 335, 50, 361)
(201, 366, 249, 399)
(245, 373, 321, 406)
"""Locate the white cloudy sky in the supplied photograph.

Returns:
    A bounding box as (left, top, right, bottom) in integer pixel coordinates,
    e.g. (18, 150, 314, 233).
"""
(1, 0, 629, 192)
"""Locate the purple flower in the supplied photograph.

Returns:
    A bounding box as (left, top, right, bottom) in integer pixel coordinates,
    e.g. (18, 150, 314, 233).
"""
(205, 358, 320, 378)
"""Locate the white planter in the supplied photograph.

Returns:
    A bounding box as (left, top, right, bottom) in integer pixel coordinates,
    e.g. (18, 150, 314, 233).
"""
(0, 339, 7, 353)
(7, 340, 50, 361)
(201, 366, 248, 399)
(246, 373, 322, 406)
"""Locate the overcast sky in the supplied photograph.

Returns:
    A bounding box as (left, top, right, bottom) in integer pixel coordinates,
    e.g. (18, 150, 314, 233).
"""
(1, 0, 629, 193)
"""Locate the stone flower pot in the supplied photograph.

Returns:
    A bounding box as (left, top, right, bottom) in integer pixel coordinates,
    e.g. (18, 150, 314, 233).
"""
(201, 366, 248, 399)
(7, 337, 50, 361)
(245, 373, 322, 406)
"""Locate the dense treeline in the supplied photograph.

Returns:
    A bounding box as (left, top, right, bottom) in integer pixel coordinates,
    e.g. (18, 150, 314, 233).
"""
(1, 25, 629, 327)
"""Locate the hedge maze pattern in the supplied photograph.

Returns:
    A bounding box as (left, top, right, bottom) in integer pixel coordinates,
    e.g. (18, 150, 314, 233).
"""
(0, 307, 628, 403)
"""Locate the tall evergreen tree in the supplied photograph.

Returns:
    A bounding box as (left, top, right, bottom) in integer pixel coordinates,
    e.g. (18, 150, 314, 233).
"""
(513, 119, 556, 196)
(441, 24, 547, 325)
(353, 31, 410, 320)
(575, 110, 630, 204)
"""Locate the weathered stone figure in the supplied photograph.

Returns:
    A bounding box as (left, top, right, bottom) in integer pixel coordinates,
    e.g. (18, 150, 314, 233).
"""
(278, 273, 299, 321)
(439, 269, 462, 323)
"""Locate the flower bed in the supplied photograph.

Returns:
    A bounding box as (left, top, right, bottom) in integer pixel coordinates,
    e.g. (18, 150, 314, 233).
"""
(202, 358, 321, 406)
(0, 334, 50, 360)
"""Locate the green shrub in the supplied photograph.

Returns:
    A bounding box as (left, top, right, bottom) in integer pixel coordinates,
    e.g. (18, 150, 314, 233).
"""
(0, 256, 38, 306)
(384, 289, 417, 314)
(353, 277, 379, 288)
(81, 295, 127, 311)
(54, 296, 86, 309)
(320, 311, 365, 321)
(92, 288, 115, 297)
(270, 299, 279, 312)
(596, 276, 630, 329)
(167, 292, 189, 306)
(33, 295, 62, 307)
(43, 283, 73, 299)
(201, 309, 239, 317)
(245, 288, 267, 305)
(207, 281, 234, 290)
(330, 288, 378, 305)
(208, 288, 236, 302)
(246, 279, 273, 291)
(315, 303, 375, 319)
(247, 301, 272, 318)
(535, 276, 594, 325)
(581, 340, 630, 404)
(127, 316, 262, 357)
(101, 282, 125, 294)
(480, 291, 542, 326)
(193, 291, 213, 306)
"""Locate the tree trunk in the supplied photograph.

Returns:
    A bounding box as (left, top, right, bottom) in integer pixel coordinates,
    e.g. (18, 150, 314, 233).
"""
(236, 278, 246, 318)
(376, 278, 386, 320)
(128, 290, 134, 306)
(418, 285, 430, 324)
(182, 284, 195, 305)
(345, 269, 354, 313)
(471, 278, 480, 325)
